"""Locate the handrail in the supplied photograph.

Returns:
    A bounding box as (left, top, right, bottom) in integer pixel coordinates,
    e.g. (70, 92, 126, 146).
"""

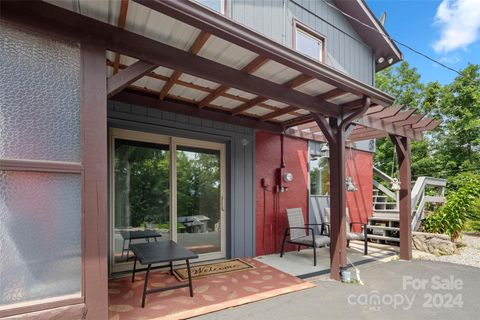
(373, 166, 395, 183)
(410, 176, 447, 230)
(372, 166, 447, 231)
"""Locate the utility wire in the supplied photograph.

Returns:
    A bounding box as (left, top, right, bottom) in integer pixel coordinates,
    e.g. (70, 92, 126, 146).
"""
(289, 0, 463, 75)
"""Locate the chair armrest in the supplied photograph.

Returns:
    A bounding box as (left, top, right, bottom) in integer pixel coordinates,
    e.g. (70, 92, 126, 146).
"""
(284, 226, 315, 237)
(349, 222, 367, 232)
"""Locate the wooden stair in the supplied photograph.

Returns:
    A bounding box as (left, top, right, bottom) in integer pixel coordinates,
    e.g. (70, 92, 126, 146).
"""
(367, 188, 400, 244)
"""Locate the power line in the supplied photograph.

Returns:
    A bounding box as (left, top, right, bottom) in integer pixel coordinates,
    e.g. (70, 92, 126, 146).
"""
(290, 0, 463, 75)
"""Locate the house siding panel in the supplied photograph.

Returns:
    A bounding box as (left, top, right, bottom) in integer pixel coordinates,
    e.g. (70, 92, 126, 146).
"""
(107, 100, 255, 258)
(231, 0, 374, 85)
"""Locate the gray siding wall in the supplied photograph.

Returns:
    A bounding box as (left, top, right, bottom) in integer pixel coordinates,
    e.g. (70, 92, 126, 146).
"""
(231, 0, 374, 85)
(107, 100, 256, 258)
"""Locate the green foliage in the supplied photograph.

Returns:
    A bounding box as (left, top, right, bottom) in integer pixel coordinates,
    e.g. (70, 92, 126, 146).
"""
(375, 63, 480, 237)
(423, 173, 480, 240)
(114, 141, 220, 231)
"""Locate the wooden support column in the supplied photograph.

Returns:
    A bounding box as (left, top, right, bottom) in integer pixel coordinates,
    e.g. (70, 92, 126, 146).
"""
(313, 96, 370, 280)
(390, 135, 412, 260)
(328, 117, 348, 279)
(81, 43, 108, 319)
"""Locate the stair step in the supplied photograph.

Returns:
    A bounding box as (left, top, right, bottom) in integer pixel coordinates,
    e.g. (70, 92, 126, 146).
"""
(367, 225, 400, 231)
(367, 234, 400, 242)
(373, 209, 400, 214)
(369, 216, 399, 222)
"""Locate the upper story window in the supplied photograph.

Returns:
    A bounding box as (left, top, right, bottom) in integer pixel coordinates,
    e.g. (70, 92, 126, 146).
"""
(194, 0, 226, 14)
(294, 21, 325, 63)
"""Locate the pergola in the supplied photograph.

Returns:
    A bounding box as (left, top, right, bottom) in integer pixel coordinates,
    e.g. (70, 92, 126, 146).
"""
(2, 0, 436, 310)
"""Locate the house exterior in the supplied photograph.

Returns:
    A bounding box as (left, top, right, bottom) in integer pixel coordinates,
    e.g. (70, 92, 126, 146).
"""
(0, 1, 434, 319)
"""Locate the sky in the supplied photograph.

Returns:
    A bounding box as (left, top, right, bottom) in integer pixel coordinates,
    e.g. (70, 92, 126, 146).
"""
(366, 0, 480, 85)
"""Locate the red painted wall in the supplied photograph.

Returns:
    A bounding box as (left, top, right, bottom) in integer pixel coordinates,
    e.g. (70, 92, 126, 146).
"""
(255, 132, 309, 256)
(346, 149, 373, 232)
(255, 132, 373, 256)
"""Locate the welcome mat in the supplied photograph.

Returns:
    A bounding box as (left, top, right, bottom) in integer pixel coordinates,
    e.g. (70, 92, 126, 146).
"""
(173, 259, 254, 281)
(109, 258, 315, 320)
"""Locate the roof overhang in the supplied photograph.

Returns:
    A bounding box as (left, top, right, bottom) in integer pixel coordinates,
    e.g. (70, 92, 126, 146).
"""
(1, 0, 434, 141)
(333, 0, 403, 71)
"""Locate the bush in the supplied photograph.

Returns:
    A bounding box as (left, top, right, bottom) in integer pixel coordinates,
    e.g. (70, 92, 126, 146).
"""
(423, 173, 480, 241)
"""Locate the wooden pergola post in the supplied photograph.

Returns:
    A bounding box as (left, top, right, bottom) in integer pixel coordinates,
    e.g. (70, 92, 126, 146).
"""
(313, 96, 370, 280)
(390, 135, 412, 260)
(328, 117, 348, 279)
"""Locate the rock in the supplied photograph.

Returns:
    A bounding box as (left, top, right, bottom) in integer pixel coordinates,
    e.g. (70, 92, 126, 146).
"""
(412, 233, 456, 256)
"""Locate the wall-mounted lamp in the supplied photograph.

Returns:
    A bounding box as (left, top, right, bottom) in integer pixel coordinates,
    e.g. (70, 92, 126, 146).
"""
(387, 57, 394, 65)
(377, 57, 385, 64)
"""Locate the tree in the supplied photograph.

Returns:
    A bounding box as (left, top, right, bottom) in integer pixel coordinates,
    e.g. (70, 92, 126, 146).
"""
(375, 63, 480, 235)
(374, 63, 480, 180)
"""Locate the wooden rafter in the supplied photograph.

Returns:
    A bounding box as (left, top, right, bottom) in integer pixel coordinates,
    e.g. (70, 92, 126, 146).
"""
(260, 88, 349, 122)
(260, 106, 298, 121)
(114, 90, 284, 133)
(113, 0, 129, 74)
(108, 60, 306, 117)
(318, 88, 347, 100)
(159, 31, 211, 100)
(230, 74, 313, 115)
(198, 56, 269, 108)
(107, 60, 157, 97)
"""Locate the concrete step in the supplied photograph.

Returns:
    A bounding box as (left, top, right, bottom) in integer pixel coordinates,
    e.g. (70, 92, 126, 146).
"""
(367, 234, 400, 242)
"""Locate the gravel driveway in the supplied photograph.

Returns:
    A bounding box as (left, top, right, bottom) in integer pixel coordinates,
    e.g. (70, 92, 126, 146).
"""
(413, 233, 480, 268)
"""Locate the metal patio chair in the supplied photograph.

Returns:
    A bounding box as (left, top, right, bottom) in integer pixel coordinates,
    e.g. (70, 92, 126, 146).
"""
(324, 208, 368, 255)
(280, 208, 330, 266)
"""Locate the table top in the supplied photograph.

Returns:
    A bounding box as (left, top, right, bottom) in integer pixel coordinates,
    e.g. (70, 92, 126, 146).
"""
(130, 240, 198, 265)
(119, 229, 162, 240)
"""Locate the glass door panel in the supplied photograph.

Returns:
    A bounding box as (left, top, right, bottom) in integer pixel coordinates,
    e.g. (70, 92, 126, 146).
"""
(113, 139, 170, 263)
(176, 145, 222, 255)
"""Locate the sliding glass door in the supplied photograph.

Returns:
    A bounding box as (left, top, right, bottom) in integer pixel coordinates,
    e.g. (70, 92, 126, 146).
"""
(110, 129, 225, 273)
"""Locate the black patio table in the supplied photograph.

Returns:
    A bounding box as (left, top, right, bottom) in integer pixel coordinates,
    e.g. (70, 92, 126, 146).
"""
(119, 229, 162, 260)
(130, 240, 198, 307)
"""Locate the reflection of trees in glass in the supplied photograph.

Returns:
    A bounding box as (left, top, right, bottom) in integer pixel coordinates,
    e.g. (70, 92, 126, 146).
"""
(177, 148, 220, 231)
(310, 156, 329, 196)
(114, 140, 221, 232)
(115, 140, 170, 228)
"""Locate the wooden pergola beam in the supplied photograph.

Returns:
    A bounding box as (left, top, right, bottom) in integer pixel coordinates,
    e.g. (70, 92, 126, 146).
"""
(159, 31, 211, 100)
(113, 90, 284, 133)
(107, 60, 157, 97)
(353, 115, 422, 140)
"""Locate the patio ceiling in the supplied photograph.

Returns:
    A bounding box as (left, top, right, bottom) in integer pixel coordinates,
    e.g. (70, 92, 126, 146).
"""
(15, 0, 437, 140)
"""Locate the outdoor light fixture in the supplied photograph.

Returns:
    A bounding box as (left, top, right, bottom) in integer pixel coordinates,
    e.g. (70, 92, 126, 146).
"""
(345, 176, 357, 192)
(377, 56, 385, 64)
(387, 57, 394, 64)
(390, 178, 401, 191)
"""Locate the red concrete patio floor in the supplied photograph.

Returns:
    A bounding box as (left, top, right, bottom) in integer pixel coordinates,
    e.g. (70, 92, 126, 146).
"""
(108, 258, 315, 320)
